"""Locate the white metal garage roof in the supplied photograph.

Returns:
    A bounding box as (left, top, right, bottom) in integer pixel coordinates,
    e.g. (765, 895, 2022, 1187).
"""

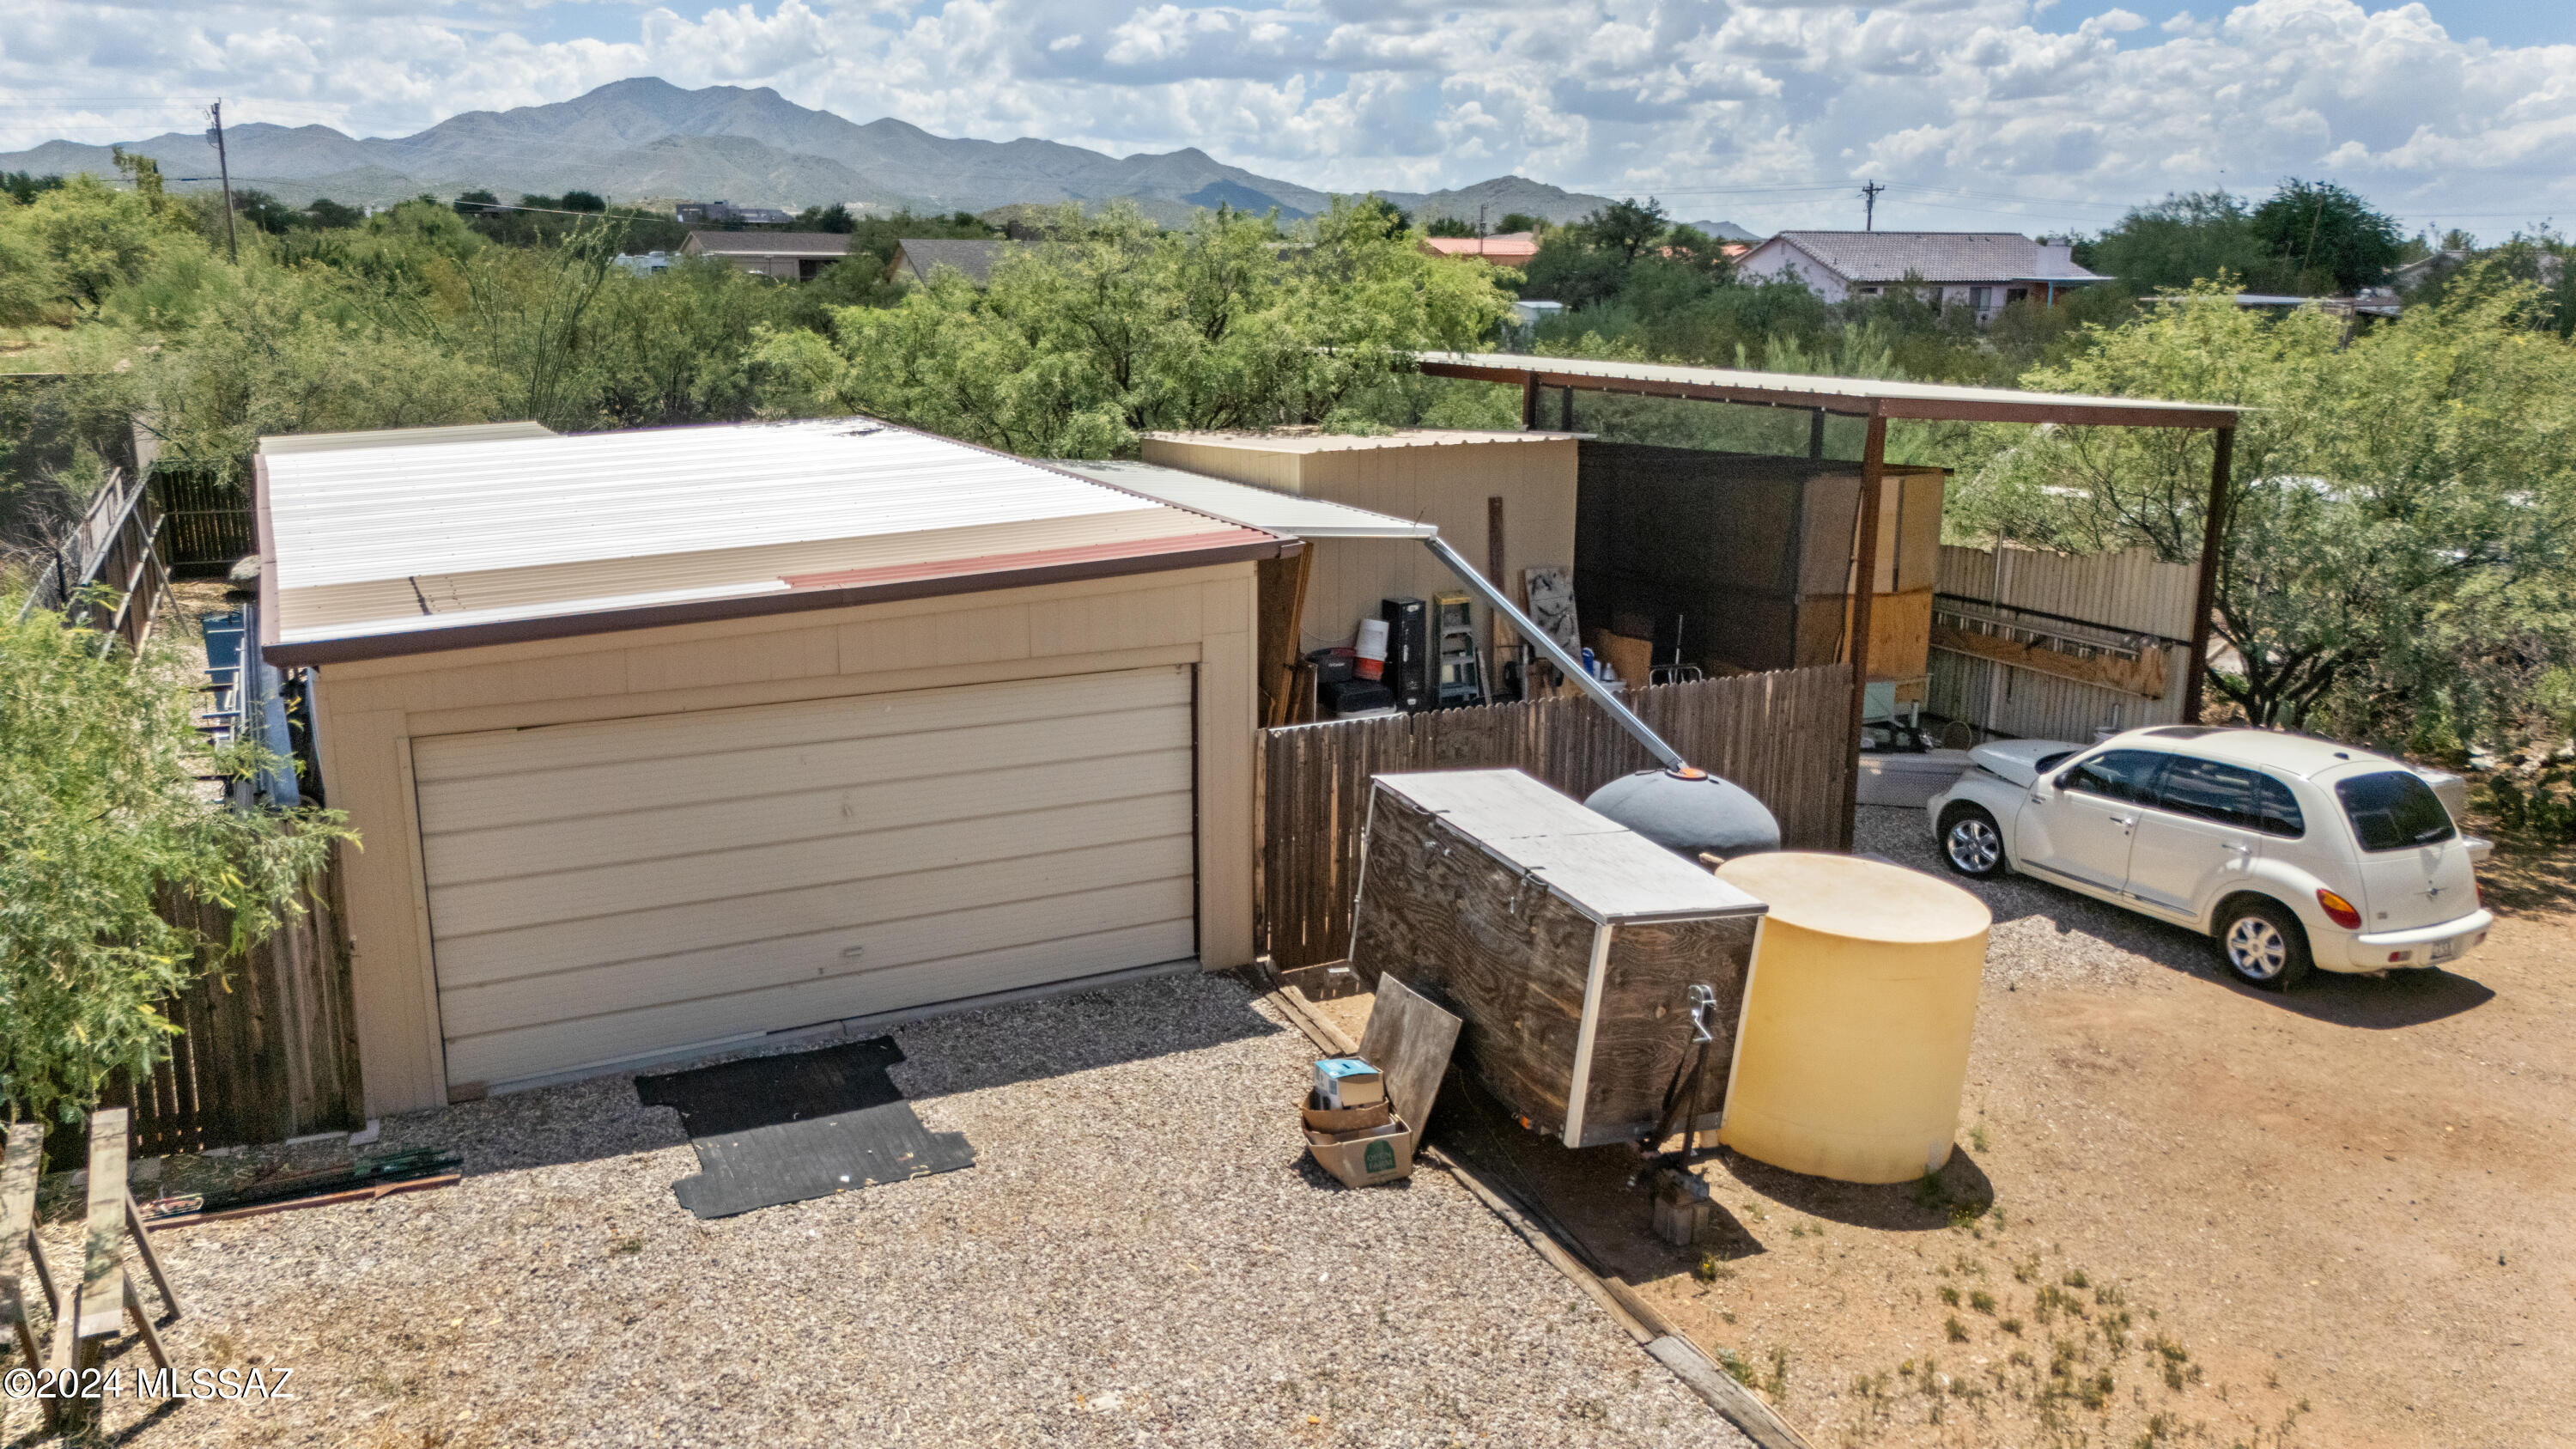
(255, 418, 1291, 665)
(1050, 460, 1437, 539)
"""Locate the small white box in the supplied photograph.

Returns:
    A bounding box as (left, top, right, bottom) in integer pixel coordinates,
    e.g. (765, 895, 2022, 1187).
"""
(1313, 1056, 1384, 1110)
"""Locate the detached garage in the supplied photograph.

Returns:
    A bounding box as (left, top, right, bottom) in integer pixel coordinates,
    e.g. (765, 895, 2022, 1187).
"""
(256, 418, 1294, 1115)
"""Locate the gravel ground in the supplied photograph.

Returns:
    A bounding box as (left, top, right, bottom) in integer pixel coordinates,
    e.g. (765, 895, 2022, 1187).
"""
(1856, 803, 2222, 989)
(15, 971, 1747, 1449)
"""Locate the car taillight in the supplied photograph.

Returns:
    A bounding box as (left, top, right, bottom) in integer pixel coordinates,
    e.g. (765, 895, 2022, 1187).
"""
(2317, 889, 2362, 929)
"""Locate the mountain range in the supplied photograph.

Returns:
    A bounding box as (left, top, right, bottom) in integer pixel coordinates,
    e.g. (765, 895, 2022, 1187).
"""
(0, 77, 1753, 235)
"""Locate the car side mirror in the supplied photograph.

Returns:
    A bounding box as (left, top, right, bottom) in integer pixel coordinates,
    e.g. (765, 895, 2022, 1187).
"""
(2050, 769, 2078, 791)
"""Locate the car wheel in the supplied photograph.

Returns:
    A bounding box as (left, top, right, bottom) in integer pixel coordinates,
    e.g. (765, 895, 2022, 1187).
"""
(2217, 898, 2312, 990)
(1938, 804, 2006, 879)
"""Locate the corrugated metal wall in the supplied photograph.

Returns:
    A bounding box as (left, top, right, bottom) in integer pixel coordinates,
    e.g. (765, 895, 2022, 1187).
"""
(1929, 543, 2199, 741)
(1937, 543, 2196, 636)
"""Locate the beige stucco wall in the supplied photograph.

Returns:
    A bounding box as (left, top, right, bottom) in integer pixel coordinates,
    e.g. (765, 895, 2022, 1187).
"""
(311, 563, 1260, 1117)
(1140, 436, 1578, 652)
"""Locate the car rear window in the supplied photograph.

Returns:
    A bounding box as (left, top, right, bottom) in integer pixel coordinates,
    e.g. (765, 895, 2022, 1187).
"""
(2254, 776, 2305, 838)
(2335, 770, 2456, 851)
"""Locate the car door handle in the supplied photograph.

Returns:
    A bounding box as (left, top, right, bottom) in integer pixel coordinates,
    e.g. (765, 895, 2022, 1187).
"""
(2110, 814, 2136, 827)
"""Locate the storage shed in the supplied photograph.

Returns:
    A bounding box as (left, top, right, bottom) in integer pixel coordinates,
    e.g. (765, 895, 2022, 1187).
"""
(256, 418, 1296, 1114)
(1139, 430, 1580, 663)
(1576, 443, 1945, 691)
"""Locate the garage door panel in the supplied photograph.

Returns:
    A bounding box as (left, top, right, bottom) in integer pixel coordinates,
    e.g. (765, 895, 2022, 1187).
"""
(414, 668, 1189, 785)
(427, 788, 1191, 940)
(443, 917, 1197, 1089)
(438, 876, 1194, 1039)
(420, 703, 1191, 835)
(432, 832, 1194, 989)
(422, 746, 1192, 888)
(418, 666, 1199, 1087)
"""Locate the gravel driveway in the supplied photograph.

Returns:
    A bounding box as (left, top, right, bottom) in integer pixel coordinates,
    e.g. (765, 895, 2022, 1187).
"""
(35, 971, 1745, 1448)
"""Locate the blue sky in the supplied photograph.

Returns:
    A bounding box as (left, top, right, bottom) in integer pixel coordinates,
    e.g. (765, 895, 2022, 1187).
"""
(3, 1, 2571, 236)
(2046, 0, 2568, 46)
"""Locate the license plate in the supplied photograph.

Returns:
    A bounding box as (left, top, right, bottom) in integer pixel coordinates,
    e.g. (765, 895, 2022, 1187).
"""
(2429, 936, 2460, 963)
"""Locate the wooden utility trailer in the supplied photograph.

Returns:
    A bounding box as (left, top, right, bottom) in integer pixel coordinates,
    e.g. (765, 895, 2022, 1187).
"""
(1347, 770, 1767, 1149)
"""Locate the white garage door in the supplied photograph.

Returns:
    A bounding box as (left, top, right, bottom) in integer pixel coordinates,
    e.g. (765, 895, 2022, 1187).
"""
(414, 667, 1197, 1089)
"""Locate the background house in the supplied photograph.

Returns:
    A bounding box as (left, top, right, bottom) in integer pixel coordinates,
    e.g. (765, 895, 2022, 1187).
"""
(889, 238, 1012, 286)
(678, 230, 853, 280)
(1735, 232, 2106, 321)
(1420, 233, 1541, 269)
(672, 200, 795, 226)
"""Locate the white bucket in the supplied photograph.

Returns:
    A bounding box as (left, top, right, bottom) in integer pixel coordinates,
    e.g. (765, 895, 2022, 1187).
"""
(1354, 618, 1390, 681)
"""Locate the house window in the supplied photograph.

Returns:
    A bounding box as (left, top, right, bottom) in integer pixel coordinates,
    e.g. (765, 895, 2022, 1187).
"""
(2006, 287, 2030, 306)
(1970, 286, 1992, 312)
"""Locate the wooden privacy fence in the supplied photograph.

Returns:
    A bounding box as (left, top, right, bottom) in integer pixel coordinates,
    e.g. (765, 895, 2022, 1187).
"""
(149, 466, 255, 575)
(1260, 664, 1853, 969)
(103, 849, 365, 1158)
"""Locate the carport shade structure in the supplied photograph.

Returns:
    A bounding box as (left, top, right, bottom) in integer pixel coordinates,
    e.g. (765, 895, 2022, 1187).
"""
(1412, 351, 2243, 849)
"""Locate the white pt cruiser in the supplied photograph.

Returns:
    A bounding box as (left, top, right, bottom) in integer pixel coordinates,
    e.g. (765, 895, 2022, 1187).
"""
(1926, 726, 2490, 989)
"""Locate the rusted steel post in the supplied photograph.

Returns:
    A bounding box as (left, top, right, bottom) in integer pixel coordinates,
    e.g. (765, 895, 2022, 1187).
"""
(1842, 411, 1888, 850)
(2182, 424, 2234, 723)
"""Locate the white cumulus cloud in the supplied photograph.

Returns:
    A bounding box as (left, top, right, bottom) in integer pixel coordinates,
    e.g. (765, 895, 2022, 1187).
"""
(0, 0, 2567, 233)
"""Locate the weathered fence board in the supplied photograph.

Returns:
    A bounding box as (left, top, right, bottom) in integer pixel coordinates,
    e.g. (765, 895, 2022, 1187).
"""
(104, 849, 365, 1157)
(1259, 665, 1852, 969)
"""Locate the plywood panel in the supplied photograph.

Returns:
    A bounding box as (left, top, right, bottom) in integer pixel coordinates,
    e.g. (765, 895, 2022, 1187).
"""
(1347, 788, 1598, 1135)
(1580, 914, 1759, 1142)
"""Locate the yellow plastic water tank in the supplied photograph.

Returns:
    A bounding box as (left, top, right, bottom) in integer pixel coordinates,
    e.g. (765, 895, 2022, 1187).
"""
(1714, 852, 1991, 1184)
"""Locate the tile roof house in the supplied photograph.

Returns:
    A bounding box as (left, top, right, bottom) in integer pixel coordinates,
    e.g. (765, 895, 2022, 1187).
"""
(1736, 231, 2107, 322)
(889, 239, 1014, 287)
(1420, 233, 1542, 269)
(677, 230, 854, 281)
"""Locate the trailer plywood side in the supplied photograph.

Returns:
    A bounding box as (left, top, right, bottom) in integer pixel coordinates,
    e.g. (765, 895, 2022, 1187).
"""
(1577, 913, 1759, 1145)
(1346, 788, 1595, 1135)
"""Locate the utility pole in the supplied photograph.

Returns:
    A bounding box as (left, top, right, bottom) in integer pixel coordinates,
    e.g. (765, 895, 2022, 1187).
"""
(1477, 204, 1487, 239)
(205, 100, 238, 263)
(1860, 180, 1886, 233)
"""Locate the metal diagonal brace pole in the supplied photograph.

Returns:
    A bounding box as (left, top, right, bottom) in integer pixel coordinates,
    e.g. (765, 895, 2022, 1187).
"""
(1420, 535, 1686, 770)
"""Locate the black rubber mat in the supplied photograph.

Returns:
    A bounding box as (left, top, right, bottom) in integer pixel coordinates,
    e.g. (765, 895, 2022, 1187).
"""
(635, 1036, 975, 1219)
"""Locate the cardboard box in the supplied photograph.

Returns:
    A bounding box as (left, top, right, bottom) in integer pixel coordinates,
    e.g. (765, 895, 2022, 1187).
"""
(1314, 1056, 1385, 1109)
(1301, 1091, 1391, 1134)
(1304, 1117, 1415, 1188)
(1300, 975, 1461, 1190)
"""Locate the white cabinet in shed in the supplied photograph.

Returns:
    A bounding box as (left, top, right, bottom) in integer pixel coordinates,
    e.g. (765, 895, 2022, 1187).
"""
(413, 667, 1198, 1088)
